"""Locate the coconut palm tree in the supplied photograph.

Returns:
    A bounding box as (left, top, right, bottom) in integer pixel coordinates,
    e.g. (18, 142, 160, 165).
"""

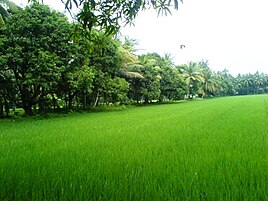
(118, 37, 144, 79)
(161, 53, 175, 68)
(118, 46, 144, 79)
(252, 72, 264, 94)
(242, 74, 253, 94)
(180, 62, 205, 98)
(202, 68, 221, 96)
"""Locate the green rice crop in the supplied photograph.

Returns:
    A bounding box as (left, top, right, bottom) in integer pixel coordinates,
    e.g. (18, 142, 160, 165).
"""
(0, 95, 267, 200)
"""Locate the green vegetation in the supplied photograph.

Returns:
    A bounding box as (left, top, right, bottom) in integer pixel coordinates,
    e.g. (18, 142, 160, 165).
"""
(1, 2, 268, 118)
(1, 2, 267, 200)
(0, 0, 21, 25)
(1, 95, 267, 200)
(29, 0, 183, 34)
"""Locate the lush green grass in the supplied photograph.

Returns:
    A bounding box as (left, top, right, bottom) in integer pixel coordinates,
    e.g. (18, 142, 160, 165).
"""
(0, 95, 267, 201)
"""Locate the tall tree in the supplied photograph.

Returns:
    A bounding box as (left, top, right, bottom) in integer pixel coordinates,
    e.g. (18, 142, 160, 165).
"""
(179, 62, 204, 98)
(159, 54, 186, 101)
(127, 53, 162, 103)
(0, 3, 74, 115)
(241, 74, 253, 95)
(118, 37, 143, 79)
(252, 72, 264, 94)
(216, 69, 235, 96)
(201, 68, 221, 96)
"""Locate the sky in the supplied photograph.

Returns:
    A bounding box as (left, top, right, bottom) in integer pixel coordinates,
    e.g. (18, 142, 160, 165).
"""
(10, 0, 268, 75)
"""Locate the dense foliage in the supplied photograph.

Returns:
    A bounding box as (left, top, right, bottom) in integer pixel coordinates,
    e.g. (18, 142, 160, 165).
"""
(28, 0, 183, 34)
(0, 3, 268, 117)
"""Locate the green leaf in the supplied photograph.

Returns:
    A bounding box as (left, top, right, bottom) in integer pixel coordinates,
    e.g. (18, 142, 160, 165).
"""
(0, 13, 5, 25)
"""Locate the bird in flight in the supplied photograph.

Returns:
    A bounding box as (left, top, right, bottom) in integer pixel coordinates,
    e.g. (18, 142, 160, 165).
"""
(180, 44, 186, 49)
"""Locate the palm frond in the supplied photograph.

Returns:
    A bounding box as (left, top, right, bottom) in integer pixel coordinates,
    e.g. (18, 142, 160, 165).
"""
(0, 13, 4, 25)
(120, 69, 144, 79)
(0, 0, 21, 20)
(0, 3, 9, 18)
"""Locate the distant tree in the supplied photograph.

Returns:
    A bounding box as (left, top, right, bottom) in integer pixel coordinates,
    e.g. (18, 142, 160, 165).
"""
(118, 38, 143, 79)
(64, 65, 95, 108)
(127, 53, 161, 103)
(138, 54, 162, 103)
(120, 36, 139, 54)
(216, 69, 236, 96)
(161, 53, 175, 68)
(252, 72, 264, 94)
(263, 74, 268, 93)
(80, 31, 131, 106)
(179, 62, 204, 98)
(201, 68, 221, 96)
(159, 55, 186, 101)
(127, 53, 187, 103)
(241, 74, 253, 95)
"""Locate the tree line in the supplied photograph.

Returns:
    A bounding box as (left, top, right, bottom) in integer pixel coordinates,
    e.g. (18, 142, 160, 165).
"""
(0, 3, 268, 117)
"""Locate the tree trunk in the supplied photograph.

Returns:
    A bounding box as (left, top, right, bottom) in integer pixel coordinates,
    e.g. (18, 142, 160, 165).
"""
(4, 97, 9, 117)
(65, 95, 68, 108)
(12, 101, 16, 113)
(68, 94, 73, 109)
(136, 95, 139, 104)
(23, 105, 33, 116)
(0, 97, 3, 118)
(39, 87, 45, 113)
(159, 95, 163, 102)
(83, 94, 87, 108)
(67, 92, 75, 109)
(93, 92, 99, 108)
(52, 94, 56, 109)
(144, 97, 149, 104)
(20, 86, 34, 115)
(52, 94, 60, 110)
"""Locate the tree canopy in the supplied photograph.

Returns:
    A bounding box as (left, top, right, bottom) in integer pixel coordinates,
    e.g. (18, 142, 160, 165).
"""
(0, 3, 74, 115)
(29, 0, 183, 34)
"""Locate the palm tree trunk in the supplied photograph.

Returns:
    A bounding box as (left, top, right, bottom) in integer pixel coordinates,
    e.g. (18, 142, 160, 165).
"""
(93, 92, 99, 108)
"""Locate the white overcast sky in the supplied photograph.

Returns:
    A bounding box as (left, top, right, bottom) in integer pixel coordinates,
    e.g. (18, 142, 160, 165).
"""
(11, 0, 268, 75)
